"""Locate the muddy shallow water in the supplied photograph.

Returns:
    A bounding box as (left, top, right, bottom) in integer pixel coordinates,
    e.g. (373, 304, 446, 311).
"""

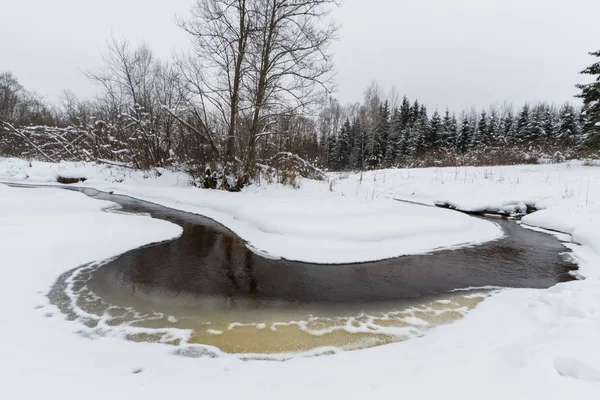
(41, 186, 576, 356)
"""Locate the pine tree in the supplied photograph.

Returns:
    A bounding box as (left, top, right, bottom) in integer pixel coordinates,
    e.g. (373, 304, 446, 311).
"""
(375, 101, 390, 163)
(541, 105, 557, 140)
(426, 110, 442, 150)
(556, 103, 581, 144)
(409, 100, 420, 126)
(473, 111, 489, 148)
(489, 108, 500, 142)
(326, 132, 339, 170)
(457, 114, 471, 153)
(501, 109, 515, 142)
(397, 128, 411, 162)
(413, 106, 430, 154)
(576, 50, 600, 149)
(530, 104, 550, 142)
(440, 110, 453, 149)
(350, 118, 364, 170)
(516, 104, 533, 142)
(337, 118, 352, 170)
(385, 108, 402, 165)
(448, 113, 459, 150)
(399, 96, 411, 130)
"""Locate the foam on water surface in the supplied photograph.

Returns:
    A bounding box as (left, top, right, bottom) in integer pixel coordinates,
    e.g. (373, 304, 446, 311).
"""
(49, 261, 493, 357)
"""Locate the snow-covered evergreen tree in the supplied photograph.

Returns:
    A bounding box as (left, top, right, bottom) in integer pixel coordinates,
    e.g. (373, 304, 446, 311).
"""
(385, 108, 402, 165)
(501, 109, 515, 142)
(375, 101, 390, 164)
(489, 108, 500, 142)
(530, 104, 546, 141)
(350, 118, 364, 170)
(412, 105, 429, 153)
(440, 110, 453, 149)
(337, 118, 353, 170)
(556, 103, 581, 144)
(474, 111, 489, 148)
(457, 114, 471, 153)
(576, 50, 600, 149)
(541, 105, 557, 140)
(399, 96, 411, 130)
(516, 104, 533, 141)
(427, 110, 442, 149)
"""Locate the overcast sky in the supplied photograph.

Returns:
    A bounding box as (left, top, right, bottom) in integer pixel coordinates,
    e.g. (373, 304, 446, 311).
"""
(2, 0, 600, 112)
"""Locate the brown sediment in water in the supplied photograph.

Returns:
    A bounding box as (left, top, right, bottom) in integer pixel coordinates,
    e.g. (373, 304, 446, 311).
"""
(51, 262, 490, 354)
(43, 186, 576, 356)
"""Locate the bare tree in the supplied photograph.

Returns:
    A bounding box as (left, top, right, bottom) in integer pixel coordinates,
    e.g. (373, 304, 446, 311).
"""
(87, 38, 185, 168)
(0, 72, 24, 123)
(318, 96, 342, 164)
(179, 0, 252, 162)
(176, 0, 339, 182)
(242, 0, 339, 171)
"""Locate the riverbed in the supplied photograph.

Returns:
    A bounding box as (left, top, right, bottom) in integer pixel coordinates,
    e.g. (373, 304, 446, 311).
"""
(35, 186, 577, 357)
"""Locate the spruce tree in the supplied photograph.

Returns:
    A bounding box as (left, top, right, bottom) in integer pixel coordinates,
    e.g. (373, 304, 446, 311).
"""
(350, 118, 364, 170)
(412, 106, 430, 154)
(576, 50, 600, 149)
(399, 96, 411, 130)
(375, 101, 390, 163)
(457, 114, 471, 154)
(337, 118, 353, 170)
(501, 109, 515, 142)
(409, 100, 421, 126)
(326, 133, 339, 170)
(557, 103, 581, 144)
(474, 111, 489, 148)
(397, 125, 415, 162)
(541, 105, 557, 140)
(516, 104, 533, 142)
(530, 105, 545, 141)
(441, 110, 453, 149)
(489, 108, 500, 142)
(427, 110, 442, 149)
(449, 113, 459, 151)
(385, 108, 402, 165)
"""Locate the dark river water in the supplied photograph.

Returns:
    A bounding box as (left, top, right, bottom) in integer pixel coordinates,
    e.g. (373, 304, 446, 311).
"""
(35, 186, 576, 356)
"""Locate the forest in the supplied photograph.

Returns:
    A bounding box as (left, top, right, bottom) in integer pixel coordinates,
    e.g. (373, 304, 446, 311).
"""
(1, 0, 599, 190)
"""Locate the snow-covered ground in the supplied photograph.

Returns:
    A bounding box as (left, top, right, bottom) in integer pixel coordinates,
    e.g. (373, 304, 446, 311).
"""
(1, 157, 600, 399)
(0, 158, 502, 263)
(331, 162, 600, 275)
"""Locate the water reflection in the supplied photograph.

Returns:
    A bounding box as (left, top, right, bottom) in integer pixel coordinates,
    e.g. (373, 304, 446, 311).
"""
(47, 187, 576, 356)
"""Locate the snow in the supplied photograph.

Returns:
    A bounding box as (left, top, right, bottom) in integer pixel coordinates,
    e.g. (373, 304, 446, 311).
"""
(1, 158, 600, 398)
(330, 162, 600, 272)
(0, 158, 502, 264)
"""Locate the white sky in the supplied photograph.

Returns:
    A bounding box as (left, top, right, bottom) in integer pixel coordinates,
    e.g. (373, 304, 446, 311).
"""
(2, 0, 600, 112)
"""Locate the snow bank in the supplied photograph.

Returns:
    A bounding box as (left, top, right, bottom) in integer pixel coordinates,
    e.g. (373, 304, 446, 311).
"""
(522, 207, 600, 263)
(333, 162, 600, 258)
(1, 160, 600, 399)
(0, 158, 502, 264)
(0, 183, 597, 399)
(0, 183, 185, 399)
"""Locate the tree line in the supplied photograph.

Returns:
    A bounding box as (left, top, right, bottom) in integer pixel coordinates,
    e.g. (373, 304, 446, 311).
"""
(316, 88, 592, 171)
(1, 0, 599, 187)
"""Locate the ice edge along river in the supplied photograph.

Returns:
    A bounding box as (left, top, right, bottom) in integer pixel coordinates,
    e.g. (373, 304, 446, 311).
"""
(0, 158, 505, 264)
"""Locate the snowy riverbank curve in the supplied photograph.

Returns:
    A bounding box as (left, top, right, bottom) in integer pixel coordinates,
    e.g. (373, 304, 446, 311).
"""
(0, 157, 504, 264)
